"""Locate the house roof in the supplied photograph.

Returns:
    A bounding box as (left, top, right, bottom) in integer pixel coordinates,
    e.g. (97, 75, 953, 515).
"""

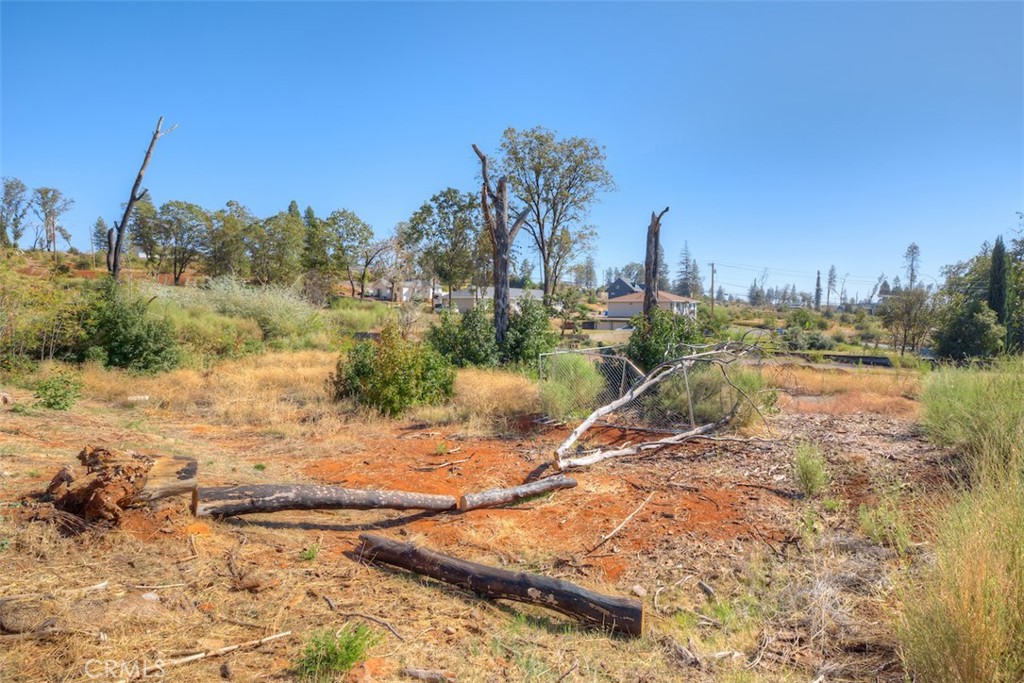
(611, 276, 643, 292)
(608, 291, 697, 303)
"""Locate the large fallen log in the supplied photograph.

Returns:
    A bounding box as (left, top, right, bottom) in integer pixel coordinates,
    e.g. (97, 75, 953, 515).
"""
(47, 446, 198, 522)
(194, 484, 456, 517)
(357, 534, 644, 637)
(457, 475, 577, 512)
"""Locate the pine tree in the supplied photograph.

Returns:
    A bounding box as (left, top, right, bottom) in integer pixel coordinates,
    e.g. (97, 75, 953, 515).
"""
(826, 265, 837, 308)
(814, 271, 822, 310)
(92, 217, 110, 255)
(988, 235, 1008, 325)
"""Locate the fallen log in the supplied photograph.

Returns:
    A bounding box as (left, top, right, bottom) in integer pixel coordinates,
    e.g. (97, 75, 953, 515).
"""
(457, 475, 577, 512)
(357, 534, 644, 637)
(47, 446, 198, 522)
(194, 484, 456, 517)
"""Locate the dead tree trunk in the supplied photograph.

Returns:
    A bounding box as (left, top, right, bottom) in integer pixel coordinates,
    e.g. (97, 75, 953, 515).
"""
(194, 484, 456, 517)
(457, 475, 576, 512)
(473, 145, 529, 348)
(357, 534, 644, 636)
(643, 207, 669, 322)
(47, 446, 197, 523)
(109, 117, 177, 281)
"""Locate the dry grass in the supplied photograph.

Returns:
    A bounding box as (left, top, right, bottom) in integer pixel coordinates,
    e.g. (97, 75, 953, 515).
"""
(763, 365, 922, 398)
(782, 393, 920, 417)
(409, 367, 540, 436)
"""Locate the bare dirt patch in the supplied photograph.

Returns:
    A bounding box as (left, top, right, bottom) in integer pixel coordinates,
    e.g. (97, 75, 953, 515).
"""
(0, 366, 951, 681)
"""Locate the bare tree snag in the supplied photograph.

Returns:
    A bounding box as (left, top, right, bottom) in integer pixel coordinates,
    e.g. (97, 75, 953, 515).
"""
(473, 144, 529, 347)
(357, 534, 644, 637)
(457, 475, 576, 512)
(194, 484, 456, 517)
(643, 207, 669, 321)
(47, 446, 197, 523)
(109, 116, 177, 281)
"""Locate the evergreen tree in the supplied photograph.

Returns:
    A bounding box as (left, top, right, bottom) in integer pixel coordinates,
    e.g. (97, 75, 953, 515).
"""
(657, 243, 670, 290)
(92, 217, 110, 255)
(826, 265, 837, 308)
(814, 271, 822, 310)
(988, 235, 1008, 325)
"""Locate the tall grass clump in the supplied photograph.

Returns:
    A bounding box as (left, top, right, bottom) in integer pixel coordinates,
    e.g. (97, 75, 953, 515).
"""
(899, 360, 1024, 681)
(295, 625, 379, 681)
(655, 363, 771, 427)
(539, 353, 606, 420)
(791, 441, 829, 497)
(149, 278, 322, 342)
(326, 296, 393, 334)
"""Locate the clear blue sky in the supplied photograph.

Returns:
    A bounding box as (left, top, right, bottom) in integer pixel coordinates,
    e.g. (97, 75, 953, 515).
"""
(2, 1, 1021, 299)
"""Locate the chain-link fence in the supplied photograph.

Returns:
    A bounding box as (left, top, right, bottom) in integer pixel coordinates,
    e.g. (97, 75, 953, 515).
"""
(538, 344, 763, 434)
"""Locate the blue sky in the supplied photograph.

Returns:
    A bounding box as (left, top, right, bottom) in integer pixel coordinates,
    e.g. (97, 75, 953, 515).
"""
(2, 1, 1021, 299)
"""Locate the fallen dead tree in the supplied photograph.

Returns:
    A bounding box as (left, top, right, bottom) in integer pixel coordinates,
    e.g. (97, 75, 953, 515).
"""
(194, 484, 457, 517)
(457, 475, 576, 512)
(357, 534, 644, 637)
(47, 446, 197, 522)
(553, 344, 760, 471)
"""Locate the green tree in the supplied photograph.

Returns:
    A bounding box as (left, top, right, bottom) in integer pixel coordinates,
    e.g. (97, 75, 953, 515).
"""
(1, 177, 32, 249)
(31, 187, 74, 254)
(408, 188, 479, 304)
(933, 298, 1005, 360)
(627, 307, 701, 371)
(91, 217, 110, 260)
(248, 206, 305, 284)
(880, 288, 934, 354)
(129, 195, 162, 273)
(498, 126, 614, 302)
(988, 235, 1009, 325)
(207, 201, 254, 278)
(814, 271, 822, 311)
(302, 205, 331, 274)
(323, 208, 373, 296)
(158, 200, 210, 284)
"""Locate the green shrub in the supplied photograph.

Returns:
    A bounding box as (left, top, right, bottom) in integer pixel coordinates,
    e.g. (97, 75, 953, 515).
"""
(427, 307, 499, 367)
(654, 363, 768, 427)
(502, 297, 557, 365)
(34, 371, 82, 410)
(295, 625, 379, 681)
(88, 282, 180, 373)
(792, 441, 829, 497)
(539, 354, 606, 420)
(626, 308, 701, 371)
(331, 322, 455, 416)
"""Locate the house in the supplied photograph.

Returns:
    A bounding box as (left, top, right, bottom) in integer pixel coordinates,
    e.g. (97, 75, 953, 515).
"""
(606, 291, 698, 320)
(370, 279, 442, 303)
(434, 286, 545, 314)
(606, 277, 643, 300)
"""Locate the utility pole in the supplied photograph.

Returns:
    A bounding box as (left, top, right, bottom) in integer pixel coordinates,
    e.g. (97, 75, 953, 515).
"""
(708, 262, 716, 316)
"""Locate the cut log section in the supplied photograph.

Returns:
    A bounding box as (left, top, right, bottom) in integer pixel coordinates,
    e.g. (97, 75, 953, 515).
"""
(357, 534, 644, 637)
(194, 485, 456, 518)
(457, 475, 577, 512)
(47, 446, 198, 522)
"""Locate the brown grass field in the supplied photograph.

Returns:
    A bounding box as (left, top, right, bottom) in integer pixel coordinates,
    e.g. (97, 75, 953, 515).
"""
(0, 358, 951, 682)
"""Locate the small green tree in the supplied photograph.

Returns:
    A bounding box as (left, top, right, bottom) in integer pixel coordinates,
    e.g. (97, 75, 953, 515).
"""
(934, 298, 1005, 360)
(501, 297, 557, 365)
(626, 307, 701, 371)
(426, 306, 499, 367)
(988, 235, 1009, 326)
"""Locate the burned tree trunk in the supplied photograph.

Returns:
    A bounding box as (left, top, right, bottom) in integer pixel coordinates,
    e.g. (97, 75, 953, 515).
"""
(643, 207, 669, 322)
(357, 534, 644, 636)
(472, 145, 529, 348)
(47, 446, 197, 523)
(109, 117, 177, 281)
(457, 475, 576, 512)
(194, 485, 456, 517)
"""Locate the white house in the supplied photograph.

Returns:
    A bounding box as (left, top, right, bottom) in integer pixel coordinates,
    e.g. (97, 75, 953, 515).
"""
(370, 279, 443, 303)
(606, 291, 698, 319)
(434, 286, 546, 314)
